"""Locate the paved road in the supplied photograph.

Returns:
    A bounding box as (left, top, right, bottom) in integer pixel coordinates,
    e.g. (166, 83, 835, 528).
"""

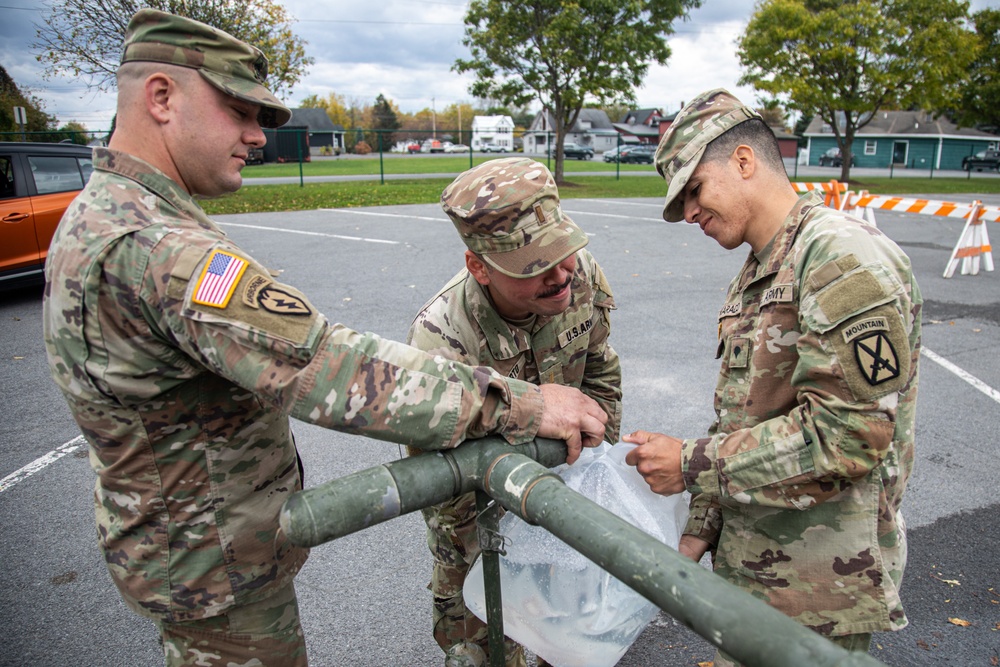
(1, 197, 998, 666)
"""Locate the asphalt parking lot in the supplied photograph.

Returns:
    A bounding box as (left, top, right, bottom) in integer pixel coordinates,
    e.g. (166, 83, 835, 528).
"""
(1, 194, 998, 666)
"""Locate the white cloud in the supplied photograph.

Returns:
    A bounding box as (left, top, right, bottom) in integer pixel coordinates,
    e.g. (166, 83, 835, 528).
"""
(3, 0, 997, 130)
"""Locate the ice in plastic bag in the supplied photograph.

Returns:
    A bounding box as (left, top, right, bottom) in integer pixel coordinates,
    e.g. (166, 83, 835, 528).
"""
(464, 442, 689, 667)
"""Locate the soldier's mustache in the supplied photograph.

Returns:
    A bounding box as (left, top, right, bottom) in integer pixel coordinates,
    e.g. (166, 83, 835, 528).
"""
(539, 275, 572, 298)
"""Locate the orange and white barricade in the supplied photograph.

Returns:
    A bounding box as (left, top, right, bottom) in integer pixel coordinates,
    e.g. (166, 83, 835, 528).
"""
(792, 180, 849, 210)
(845, 193, 995, 278)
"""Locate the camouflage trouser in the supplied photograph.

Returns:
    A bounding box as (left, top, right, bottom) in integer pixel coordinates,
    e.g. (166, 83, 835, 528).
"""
(157, 581, 307, 667)
(713, 632, 872, 667)
(420, 488, 526, 667)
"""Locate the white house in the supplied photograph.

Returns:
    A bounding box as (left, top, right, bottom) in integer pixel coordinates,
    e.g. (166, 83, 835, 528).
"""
(471, 115, 515, 151)
(522, 109, 619, 156)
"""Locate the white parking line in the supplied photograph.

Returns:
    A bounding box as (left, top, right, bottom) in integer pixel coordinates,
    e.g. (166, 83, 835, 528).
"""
(323, 209, 442, 223)
(217, 222, 398, 244)
(922, 347, 1000, 405)
(574, 198, 661, 208)
(0, 435, 85, 494)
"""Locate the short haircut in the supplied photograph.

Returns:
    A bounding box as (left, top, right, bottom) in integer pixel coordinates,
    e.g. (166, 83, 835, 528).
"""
(702, 118, 785, 174)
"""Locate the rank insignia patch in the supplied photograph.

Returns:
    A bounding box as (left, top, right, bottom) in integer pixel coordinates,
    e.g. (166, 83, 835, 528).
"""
(854, 332, 900, 386)
(193, 250, 248, 308)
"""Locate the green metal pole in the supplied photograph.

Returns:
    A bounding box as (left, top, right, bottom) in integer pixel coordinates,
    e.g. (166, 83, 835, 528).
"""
(616, 134, 621, 180)
(476, 490, 506, 667)
(280, 438, 889, 667)
(297, 129, 304, 187)
(378, 131, 384, 185)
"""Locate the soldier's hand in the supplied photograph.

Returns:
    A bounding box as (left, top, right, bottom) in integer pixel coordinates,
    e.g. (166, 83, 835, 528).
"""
(623, 430, 686, 495)
(678, 535, 711, 563)
(537, 384, 607, 464)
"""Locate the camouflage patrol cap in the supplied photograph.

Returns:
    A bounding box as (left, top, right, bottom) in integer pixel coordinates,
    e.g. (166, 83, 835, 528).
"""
(654, 88, 761, 222)
(121, 9, 290, 128)
(441, 157, 588, 278)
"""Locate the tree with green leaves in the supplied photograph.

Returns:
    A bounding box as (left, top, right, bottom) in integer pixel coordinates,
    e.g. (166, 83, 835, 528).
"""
(738, 0, 978, 182)
(58, 121, 91, 145)
(0, 64, 56, 139)
(300, 92, 355, 130)
(367, 94, 401, 152)
(954, 8, 1000, 133)
(33, 0, 312, 99)
(455, 0, 701, 182)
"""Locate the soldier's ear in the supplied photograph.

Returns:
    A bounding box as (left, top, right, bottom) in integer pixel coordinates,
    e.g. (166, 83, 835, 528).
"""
(465, 251, 491, 286)
(734, 145, 755, 180)
(145, 73, 176, 124)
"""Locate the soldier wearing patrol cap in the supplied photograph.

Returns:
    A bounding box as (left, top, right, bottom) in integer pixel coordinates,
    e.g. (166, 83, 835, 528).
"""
(408, 157, 622, 667)
(623, 88, 923, 666)
(42, 11, 608, 667)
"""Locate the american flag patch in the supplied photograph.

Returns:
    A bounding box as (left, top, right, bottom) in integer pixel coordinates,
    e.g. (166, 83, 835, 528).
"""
(193, 250, 248, 308)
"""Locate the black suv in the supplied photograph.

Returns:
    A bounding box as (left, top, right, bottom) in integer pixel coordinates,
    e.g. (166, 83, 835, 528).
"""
(1, 142, 94, 290)
(961, 149, 1000, 172)
(817, 147, 855, 167)
(548, 142, 594, 160)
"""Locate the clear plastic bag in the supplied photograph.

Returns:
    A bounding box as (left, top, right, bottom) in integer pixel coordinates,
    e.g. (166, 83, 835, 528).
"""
(464, 443, 689, 667)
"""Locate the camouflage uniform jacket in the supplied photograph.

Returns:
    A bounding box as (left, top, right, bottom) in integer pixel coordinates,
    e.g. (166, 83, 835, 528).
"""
(681, 192, 922, 636)
(42, 148, 544, 623)
(408, 248, 622, 442)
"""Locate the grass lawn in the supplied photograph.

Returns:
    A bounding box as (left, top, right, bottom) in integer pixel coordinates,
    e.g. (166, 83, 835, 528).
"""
(202, 160, 1000, 216)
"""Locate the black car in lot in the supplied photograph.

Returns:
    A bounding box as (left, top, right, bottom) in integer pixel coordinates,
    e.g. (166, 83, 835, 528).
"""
(817, 147, 855, 167)
(620, 144, 655, 164)
(548, 142, 594, 160)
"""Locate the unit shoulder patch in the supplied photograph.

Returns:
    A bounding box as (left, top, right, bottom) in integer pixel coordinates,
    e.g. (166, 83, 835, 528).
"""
(853, 331, 900, 386)
(829, 304, 910, 400)
(257, 286, 312, 316)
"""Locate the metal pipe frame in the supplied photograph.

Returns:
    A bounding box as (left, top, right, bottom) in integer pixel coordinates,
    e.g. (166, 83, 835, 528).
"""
(280, 437, 887, 667)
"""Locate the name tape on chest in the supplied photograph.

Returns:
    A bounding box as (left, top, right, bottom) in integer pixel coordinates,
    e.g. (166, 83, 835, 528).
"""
(719, 302, 741, 319)
(557, 318, 593, 348)
(761, 283, 794, 307)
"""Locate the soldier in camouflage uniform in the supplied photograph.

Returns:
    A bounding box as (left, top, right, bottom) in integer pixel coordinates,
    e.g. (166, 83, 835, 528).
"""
(41, 11, 607, 667)
(623, 89, 922, 665)
(407, 158, 623, 667)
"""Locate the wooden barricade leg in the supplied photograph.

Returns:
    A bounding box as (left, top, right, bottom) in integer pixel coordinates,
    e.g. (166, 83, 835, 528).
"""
(843, 190, 878, 227)
(944, 203, 994, 278)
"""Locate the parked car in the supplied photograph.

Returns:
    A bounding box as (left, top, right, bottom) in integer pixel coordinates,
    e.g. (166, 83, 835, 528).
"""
(817, 147, 855, 167)
(481, 143, 508, 153)
(423, 139, 444, 153)
(620, 144, 655, 164)
(961, 149, 1000, 172)
(1, 142, 94, 290)
(406, 142, 422, 154)
(444, 143, 470, 153)
(602, 145, 633, 162)
(548, 142, 594, 160)
(246, 147, 264, 165)
(0, 142, 94, 290)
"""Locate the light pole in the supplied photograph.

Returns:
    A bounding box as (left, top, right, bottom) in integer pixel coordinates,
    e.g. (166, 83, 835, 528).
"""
(432, 97, 436, 139)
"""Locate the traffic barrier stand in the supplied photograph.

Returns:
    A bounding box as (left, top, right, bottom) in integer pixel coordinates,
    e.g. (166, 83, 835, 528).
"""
(943, 202, 994, 278)
(846, 193, 996, 278)
(842, 189, 878, 225)
(792, 180, 848, 210)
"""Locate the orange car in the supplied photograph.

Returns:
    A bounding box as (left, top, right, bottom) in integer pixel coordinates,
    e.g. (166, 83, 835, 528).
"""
(1, 142, 93, 290)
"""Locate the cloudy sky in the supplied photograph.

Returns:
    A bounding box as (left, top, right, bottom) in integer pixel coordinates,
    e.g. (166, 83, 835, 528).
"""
(1, 0, 995, 131)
